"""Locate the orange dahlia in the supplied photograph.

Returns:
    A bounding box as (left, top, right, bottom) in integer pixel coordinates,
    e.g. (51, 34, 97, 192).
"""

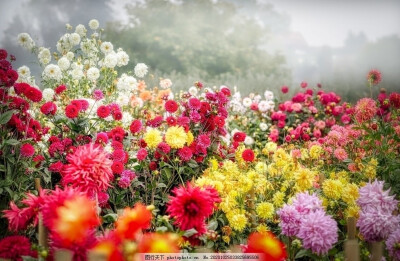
(53, 195, 100, 245)
(244, 232, 287, 261)
(115, 203, 152, 240)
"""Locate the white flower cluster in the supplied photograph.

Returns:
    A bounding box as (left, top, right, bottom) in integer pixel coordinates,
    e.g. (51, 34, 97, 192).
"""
(159, 78, 172, 89)
(17, 33, 35, 50)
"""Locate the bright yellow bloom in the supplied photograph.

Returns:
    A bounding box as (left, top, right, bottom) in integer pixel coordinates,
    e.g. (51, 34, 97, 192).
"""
(255, 162, 268, 174)
(272, 192, 285, 207)
(294, 168, 315, 191)
(186, 131, 194, 146)
(256, 224, 269, 233)
(143, 128, 162, 149)
(322, 179, 343, 200)
(342, 183, 359, 204)
(256, 202, 275, 219)
(165, 126, 187, 149)
(227, 212, 248, 232)
(265, 142, 278, 153)
(309, 145, 323, 160)
(345, 205, 360, 218)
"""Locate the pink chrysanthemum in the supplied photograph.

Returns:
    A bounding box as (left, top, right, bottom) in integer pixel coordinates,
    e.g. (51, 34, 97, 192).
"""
(61, 143, 113, 195)
(333, 147, 348, 161)
(354, 98, 377, 123)
(277, 204, 302, 237)
(297, 210, 338, 255)
(167, 183, 220, 236)
(357, 180, 398, 214)
(20, 143, 35, 157)
(0, 235, 36, 261)
(386, 228, 400, 260)
(178, 147, 193, 162)
(3, 202, 34, 232)
(357, 210, 399, 242)
(291, 192, 323, 215)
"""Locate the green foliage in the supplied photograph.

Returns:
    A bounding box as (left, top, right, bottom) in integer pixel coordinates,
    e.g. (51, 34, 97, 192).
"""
(105, 0, 290, 93)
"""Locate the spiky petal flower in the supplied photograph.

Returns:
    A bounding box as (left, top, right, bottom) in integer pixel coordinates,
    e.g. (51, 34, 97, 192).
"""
(386, 228, 400, 261)
(297, 210, 338, 255)
(0, 236, 36, 261)
(357, 210, 399, 242)
(244, 232, 287, 261)
(115, 203, 152, 240)
(357, 180, 398, 214)
(53, 195, 100, 246)
(61, 143, 113, 196)
(167, 183, 221, 236)
(354, 98, 377, 123)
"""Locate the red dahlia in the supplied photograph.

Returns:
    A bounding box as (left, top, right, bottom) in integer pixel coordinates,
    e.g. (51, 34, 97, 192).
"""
(24, 87, 42, 102)
(242, 149, 255, 162)
(233, 132, 246, 142)
(97, 105, 110, 118)
(178, 146, 193, 162)
(129, 119, 142, 134)
(367, 69, 382, 85)
(55, 84, 67, 94)
(111, 161, 124, 174)
(20, 143, 35, 157)
(40, 101, 57, 115)
(0, 235, 36, 261)
(167, 183, 221, 236)
(165, 100, 179, 113)
(65, 104, 79, 118)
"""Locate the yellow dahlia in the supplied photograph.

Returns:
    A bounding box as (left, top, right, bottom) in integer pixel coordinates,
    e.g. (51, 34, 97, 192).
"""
(143, 128, 162, 149)
(256, 202, 275, 219)
(165, 126, 187, 149)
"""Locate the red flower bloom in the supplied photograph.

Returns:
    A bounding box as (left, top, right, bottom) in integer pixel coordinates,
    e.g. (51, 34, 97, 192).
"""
(65, 104, 79, 118)
(197, 134, 211, 148)
(97, 105, 110, 118)
(188, 98, 201, 110)
(244, 232, 287, 261)
(167, 183, 220, 236)
(165, 100, 179, 113)
(242, 149, 255, 162)
(40, 101, 57, 115)
(157, 142, 171, 154)
(0, 236, 36, 261)
(137, 148, 148, 161)
(300, 81, 308, 88)
(111, 161, 124, 174)
(367, 69, 382, 85)
(149, 161, 158, 171)
(220, 86, 231, 97)
(95, 132, 108, 144)
(55, 84, 67, 94)
(49, 161, 64, 172)
(20, 143, 35, 157)
(112, 110, 123, 121)
(3, 202, 34, 232)
(61, 143, 113, 196)
(70, 100, 82, 111)
(389, 92, 400, 108)
(33, 155, 45, 168)
(166, 116, 177, 126)
(13, 83, 30, 95)
(233, 132, 246, 142)
(178, 146, 193, 162)
(130, 119, 142, 134)
(0, 49, 7, 59)
(24, 87, 42, 102)
(214, 116, 225, 128)
(281, 85, 289, 94)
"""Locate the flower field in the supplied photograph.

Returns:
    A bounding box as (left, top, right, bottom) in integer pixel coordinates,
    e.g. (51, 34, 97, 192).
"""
(1, 21, 400, 261)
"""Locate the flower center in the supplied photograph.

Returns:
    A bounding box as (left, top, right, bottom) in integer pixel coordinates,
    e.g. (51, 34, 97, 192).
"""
(185, 201, 199, 216)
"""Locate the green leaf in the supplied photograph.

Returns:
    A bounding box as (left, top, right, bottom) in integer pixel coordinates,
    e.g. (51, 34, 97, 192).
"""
(295, 249, 310, 259)
(183, 228, 198, 237)
(4, 139, 20, 146)
(102, 213, 118, 223)
(0, 110, 14, 124)
(157, 183, 167, 188)
(156, 226, 168, 233)
(207, 220, 218, 231)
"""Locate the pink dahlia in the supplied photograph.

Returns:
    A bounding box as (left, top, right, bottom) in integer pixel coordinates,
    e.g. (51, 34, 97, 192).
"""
(167, 183, 220, 236)
(61, 143, 113, 196)
(277, 204, 302, 237)
(357, 180, 398, 214)
(3, 202, 34, 232)
(20, 143, 35, 157)
(357, 210, 399, 242)
(178, 146, 193, 162)
(354, 98, 377, 123)
(291, 192, 323, 215)
(333, 147, 348, 161)
(0, 236, 36, 261)
(297, 210, 338, 255)
(367, 69, 382, 85)
(386, 228, 400, 260)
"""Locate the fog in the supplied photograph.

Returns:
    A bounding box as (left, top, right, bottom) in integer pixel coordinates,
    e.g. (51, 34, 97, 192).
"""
(1, 0, 399, 100)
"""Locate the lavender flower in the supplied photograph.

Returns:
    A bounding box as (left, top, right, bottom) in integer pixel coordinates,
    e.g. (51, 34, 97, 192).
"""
(277, 204, 302, 237)
(386, 228, 400, 261)
(357, 180, 398, 214)
(297, 209, 338, 255)
(291, 192, 323, 215)
(357, 210, 399, 242)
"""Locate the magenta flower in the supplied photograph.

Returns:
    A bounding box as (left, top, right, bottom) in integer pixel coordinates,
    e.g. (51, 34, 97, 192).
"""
(386, 228, 400, 260)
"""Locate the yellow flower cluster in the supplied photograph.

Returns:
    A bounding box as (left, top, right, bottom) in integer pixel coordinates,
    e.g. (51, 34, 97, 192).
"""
(364, 158, 378, 180)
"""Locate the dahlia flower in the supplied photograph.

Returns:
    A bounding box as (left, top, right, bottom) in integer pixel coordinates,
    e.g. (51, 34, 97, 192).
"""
(367, 69, 382, 85)
(165, 126, 187, 149)
(357, 180, 398, 214)
(291, 192, 323, 215)
(61, 143, 113, 196)
(53, 195, 100, 245)
(277, 204, 302, 237)
(167, 183, 221, 236)
(357, 209, 399, 242)
(244, 232, 287, 261)
(20, 143, 35, 157)
(0, 236, 36, 261)
(115, 203, 152, 240)
(143, 128, 162, 149)
(386, 228, 400, 260)
(354, 98, 377, 123)
(297, 210, 338, 255)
